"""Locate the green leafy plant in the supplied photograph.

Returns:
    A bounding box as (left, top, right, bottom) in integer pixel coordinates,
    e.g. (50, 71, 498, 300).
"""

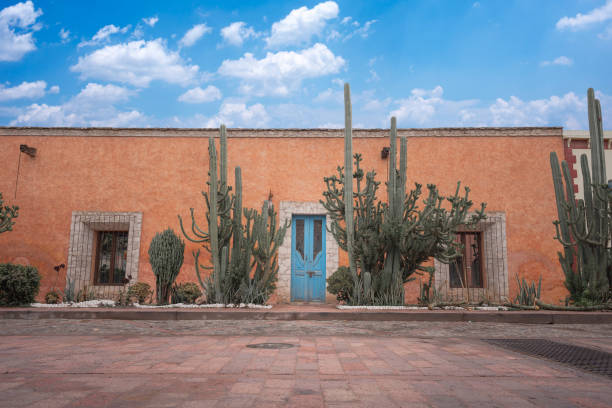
(127, 282, 152, 304)
(76, 285, 96, 302)
(326, 266, 353, 303)
(514, 274, 542, 306)
(550, 88, 611, 305)
(171, 282, 202, 304)
(0, 193, 18, 234)
(149, 228, 185, 305)
(44, 290, 62, 304)
(322, 84, 486, 306)
(0, 263, 41, 306)
(64, 277, 75, 302)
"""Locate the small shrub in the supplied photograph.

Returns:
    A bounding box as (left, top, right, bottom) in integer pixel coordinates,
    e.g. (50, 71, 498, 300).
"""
(116, 287, 131, 306)
(0, 263, 41, 306)
(172, 282, 202, 304)
(76, 285, 96, 302)
(45, 290, 62, 304)
(64, 277, 76, 302)
(327, 266, 353, 303)
(514, 274, 542, 306)
(127, 282, 152, 304)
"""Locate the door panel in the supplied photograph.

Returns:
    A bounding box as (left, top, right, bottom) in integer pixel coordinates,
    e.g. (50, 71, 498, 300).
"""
(291, 215, 326, 302)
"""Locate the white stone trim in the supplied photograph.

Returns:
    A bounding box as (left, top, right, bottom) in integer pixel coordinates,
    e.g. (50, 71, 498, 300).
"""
(278, 201, 338, 303)
(66, 211, 142, 297)
(434, 212, 508, 303)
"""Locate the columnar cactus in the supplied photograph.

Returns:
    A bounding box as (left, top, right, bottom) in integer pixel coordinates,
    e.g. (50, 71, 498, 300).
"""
(343, 84, 359, 302)
(148, 228, 185, 305)
(179, 126, 288, 304)
(322, 83, 486, 305)
(550, 88, 611, 304)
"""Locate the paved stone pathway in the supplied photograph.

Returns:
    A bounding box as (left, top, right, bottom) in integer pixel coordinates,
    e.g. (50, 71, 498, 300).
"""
(0, 320, 611, 407)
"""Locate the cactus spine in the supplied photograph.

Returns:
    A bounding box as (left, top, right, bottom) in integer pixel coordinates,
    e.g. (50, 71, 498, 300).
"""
(550, 88, 611, 304)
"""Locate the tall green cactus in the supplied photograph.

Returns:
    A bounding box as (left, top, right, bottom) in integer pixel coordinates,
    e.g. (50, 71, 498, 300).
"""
(550, 88, 611, 304)
(322, 83, 486, 305)
(179, 126, 288, 304)
(148, 228, 185, 305)
(343, 84, 359, 303)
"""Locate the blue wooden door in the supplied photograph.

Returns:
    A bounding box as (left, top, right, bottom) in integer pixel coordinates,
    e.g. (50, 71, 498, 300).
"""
(291, 215, 326, 302)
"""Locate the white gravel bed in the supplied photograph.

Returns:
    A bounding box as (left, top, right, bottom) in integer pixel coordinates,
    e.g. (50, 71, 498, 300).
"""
(31, 300, 116, 308)
(133, 303, 272, 309)
(338, 305, 509, 311)
(337, 305, 429, 310)
(30, 301, 271, 309)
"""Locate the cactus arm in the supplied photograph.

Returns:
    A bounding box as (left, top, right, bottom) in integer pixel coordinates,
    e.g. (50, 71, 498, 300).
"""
(220, 124, 227, 188)
(399, 135, 407, 209)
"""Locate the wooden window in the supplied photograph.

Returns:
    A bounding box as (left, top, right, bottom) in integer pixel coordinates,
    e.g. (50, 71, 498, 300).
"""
(449, 231, 484, 289)
(94, 231, 129, 285)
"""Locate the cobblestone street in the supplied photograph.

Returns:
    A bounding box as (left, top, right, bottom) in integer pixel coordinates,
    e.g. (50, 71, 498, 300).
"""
(0, 319, 611, 407)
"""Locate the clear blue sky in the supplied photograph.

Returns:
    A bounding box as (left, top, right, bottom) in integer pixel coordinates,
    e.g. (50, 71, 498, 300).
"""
(0, 0, 611, 128)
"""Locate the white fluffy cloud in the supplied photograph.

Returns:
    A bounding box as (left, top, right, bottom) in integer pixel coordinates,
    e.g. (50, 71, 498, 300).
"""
(541, 56, 573, 66)
(10, 82, 145, 127)
(0, 1, 42, 62)
(71, 39, 199, 87)
(556, 1, 612, 30)
(74, 82, 133, 103)
(179, 23, 211, 47)
(218, 43, 345, 96)
(78, 24, 130, 47)
(0, 80, 59, 101)
(205, 101, 269, 128)
(178, 85, 222, 103)
(143, 16, 158, 27)
(221, 22, 257, 46)
(265, 1, 339, 48)
(488, 92, 586, 128)
(382, 85, 599, 129)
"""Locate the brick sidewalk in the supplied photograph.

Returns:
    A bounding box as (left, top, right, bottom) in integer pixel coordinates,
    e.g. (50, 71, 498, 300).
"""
(0, 320, 611, 407)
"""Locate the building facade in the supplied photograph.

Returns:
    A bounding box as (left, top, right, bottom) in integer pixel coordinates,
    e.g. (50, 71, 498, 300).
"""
(0, 126, 586, 304)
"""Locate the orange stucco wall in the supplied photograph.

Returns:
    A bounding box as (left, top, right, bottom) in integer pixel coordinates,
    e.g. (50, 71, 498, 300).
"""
(0, 128, 566, 304)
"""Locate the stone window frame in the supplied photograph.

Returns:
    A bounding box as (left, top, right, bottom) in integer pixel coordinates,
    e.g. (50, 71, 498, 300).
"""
(66, 212, 142, 297)
(434, 212, 508, 303)
(278, 202, 339, 303)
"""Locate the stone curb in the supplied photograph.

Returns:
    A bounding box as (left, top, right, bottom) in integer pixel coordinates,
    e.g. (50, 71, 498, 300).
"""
(1, 309, 611, 324)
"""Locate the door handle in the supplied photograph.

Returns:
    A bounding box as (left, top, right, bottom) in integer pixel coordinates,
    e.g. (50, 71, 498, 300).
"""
(307, 271, 315, 277)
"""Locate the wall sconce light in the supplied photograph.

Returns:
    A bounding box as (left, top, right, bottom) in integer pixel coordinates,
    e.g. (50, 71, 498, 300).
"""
(381, 147, 390, 159)
(20, 144, 37, 158)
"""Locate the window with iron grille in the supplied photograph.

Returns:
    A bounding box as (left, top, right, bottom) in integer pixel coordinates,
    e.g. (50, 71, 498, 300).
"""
(433, 212, 508, 302)
(449, 231, 484, 289)
(94, 231, 129, 285)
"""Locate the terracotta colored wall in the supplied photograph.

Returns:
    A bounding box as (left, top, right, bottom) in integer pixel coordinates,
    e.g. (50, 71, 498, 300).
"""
(0, 129, 566, 303)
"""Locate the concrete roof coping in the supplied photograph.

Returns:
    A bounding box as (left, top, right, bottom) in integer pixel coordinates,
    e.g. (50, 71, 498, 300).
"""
(0, 126, 563, 138)
(563, 130, 612, 139)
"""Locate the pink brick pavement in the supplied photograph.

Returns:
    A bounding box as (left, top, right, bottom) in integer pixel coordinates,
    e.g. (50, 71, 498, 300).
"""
(0, 329, 611, 407)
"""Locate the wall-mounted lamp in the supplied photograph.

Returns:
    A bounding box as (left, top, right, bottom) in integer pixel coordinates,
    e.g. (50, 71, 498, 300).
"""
(381, 147, 390, 159)
(20, 144, 37, 158)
